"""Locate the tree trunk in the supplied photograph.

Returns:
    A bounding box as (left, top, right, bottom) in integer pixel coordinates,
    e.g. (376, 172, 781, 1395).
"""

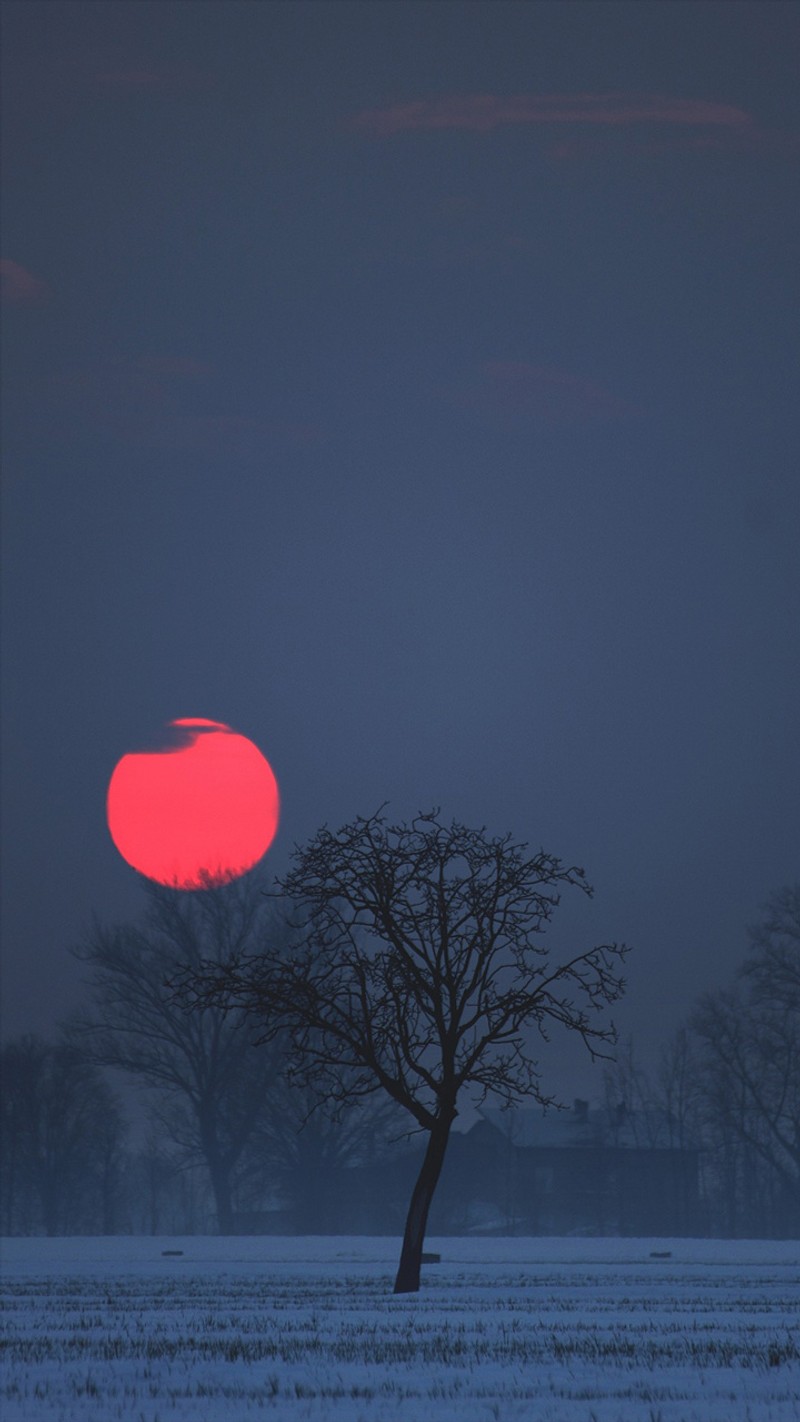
(203, 1145, 234, 1233)
(393, 1120, 452, 1294)
(209, 1160, 234, 1234)
(200, 1112, 235, 1233)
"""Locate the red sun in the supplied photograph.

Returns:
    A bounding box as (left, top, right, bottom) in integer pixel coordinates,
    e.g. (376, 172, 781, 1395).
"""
(106, 718, 279, 888)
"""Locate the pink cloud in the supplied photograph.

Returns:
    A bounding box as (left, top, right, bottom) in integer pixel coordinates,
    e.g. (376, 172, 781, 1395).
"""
(51, 358, 325, 453)
(0, 259, 48, 306)
(545, 129, 799, 164)
(133, 356, 214, 379)
(136, 415, 325, 455)
(93, 66, 213, 95)
(352, 92, 753, 137)
(3, 46, 214, 108)
(455, 362, 640, 424)
(54, 357, 211, 416)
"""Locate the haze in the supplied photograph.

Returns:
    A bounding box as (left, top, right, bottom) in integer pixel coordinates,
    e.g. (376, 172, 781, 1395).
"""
(2, 0, 798, 1100)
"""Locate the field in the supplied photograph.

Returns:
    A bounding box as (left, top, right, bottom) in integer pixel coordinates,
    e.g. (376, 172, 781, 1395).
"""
(1, 1236, 798, 1421)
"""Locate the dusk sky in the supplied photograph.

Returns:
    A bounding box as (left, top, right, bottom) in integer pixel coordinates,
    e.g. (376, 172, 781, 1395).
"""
(2, 0, 799, 1102)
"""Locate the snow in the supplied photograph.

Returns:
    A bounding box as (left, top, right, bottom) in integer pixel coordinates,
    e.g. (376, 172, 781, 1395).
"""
(2, 1236, 798, 1420)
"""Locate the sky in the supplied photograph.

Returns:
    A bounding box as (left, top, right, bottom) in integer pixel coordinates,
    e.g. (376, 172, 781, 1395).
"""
(2, 0, 799, 1104)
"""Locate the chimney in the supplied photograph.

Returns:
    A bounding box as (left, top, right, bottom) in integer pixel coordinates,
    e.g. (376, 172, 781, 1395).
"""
(573, 1098, 589, 1123)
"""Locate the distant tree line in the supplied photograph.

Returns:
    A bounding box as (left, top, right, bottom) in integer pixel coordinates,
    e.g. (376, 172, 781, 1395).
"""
(1, 818, 796, 1249)
(0, 1035, 126, 1236)
(603, 883, 799, 1239)
(1, 872, 400, 1238)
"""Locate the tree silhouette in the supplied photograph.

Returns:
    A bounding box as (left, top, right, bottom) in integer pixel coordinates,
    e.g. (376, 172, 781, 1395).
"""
(0, 1034, 125, 1235)
(180, 809, 629, 1290)
(691, 884, 800, 1235)
(72, 873, 286, 1233)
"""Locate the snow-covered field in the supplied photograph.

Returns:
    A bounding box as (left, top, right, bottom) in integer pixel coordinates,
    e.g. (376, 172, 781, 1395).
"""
(1, 1235, 798, 1421)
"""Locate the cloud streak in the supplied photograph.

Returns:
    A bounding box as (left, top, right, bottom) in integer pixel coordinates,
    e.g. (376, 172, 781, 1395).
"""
(51, 357, 325, 454)
(352, 92, 753, 137)
(450, 362, 641, 425)
(0, 259, 48, 306)
(3, 47, 213, 109)
(93, 66, 213, 95)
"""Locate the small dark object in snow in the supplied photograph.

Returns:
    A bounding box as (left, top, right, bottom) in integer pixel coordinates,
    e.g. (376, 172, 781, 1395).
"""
(162, 1249, 184, 1256)
(650, 1250, 672, 1258)
(421, 1252, 441, 1263)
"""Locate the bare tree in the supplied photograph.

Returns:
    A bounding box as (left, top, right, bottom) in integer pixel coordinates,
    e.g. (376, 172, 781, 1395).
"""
(657, 1027, 704, 1152)
(602, 1036, 663, 1146)
(691, 987, 799, 1234)
(0, 1036, 43, 1235)
(179, 809, 628, 1291)
(71, 873, 287, 1233)
(245, 1071, 406, 1232)
(603, 1030, 705, 1150)
(690, 885, 800, 1236)
(0, 1035, 126, 1235)
(742, 884, 800, 1012)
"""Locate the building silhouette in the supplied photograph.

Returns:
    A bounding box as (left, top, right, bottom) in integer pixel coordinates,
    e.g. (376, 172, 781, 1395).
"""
(236, 1099, 702, 1236)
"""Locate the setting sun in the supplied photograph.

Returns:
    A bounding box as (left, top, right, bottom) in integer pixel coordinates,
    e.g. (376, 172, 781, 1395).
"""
(106, 718, 279, 888)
